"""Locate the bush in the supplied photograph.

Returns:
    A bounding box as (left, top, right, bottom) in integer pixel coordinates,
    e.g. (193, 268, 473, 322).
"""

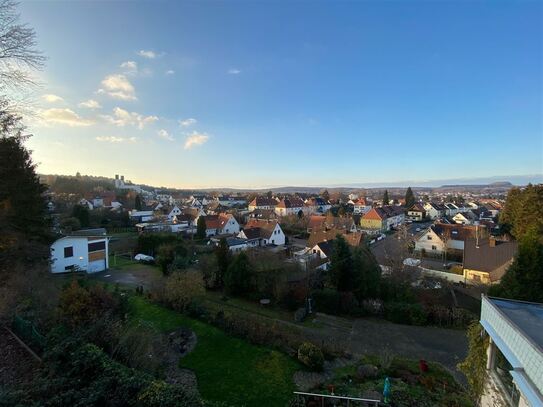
(384, 302, 428, 325)
(297, 342, 324, 371)
(163, 271, 205, 312)
(311, 288, 341, 314)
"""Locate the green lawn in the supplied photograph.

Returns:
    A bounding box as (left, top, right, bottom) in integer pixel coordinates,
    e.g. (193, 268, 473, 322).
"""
(129, 296, 301, 407)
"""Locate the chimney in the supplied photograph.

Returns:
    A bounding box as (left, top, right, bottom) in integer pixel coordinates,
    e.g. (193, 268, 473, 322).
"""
(115, 174, 119, 180)
(121, 175, 125, 181)
(489, 236, 496, 247)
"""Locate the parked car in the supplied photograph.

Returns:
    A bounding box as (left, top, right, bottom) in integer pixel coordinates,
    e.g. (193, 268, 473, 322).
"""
(403, 258, 421, 267)
(134, 253, 154, 263)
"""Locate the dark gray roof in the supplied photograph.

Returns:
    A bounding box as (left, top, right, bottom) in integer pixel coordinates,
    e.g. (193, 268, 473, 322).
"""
(70, 228, 107, 236)
(489, 297, 543, 349)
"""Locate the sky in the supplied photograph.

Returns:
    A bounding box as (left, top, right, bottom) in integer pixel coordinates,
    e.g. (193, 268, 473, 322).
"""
(20, 0, 543, 189)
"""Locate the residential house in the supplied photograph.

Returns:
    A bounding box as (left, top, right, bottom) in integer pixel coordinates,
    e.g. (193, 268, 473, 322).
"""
(304, 197, 332, 214)
(444, 203, 460, 217)
(211, 236, 248, 253)
(237, 219, 285, 247)
(247, 208, 278, 221)
(463, 237, 518, 284)
(275, 197, 306, 217)
(453, 211, 478, 225)
(478, 295, 543, 406)
(78, 198, 94, 211)
(203, 213, 240, 237)
(352, 198, 372, 215)
(407, 203, 426, 221)
(423, 202, 447, 220)
(50, 228, 109, 273)
(360, 206, 405, 232)
(248, 196, 278, 211)
(307, 215, 357, 233)
(307, 228, 363, 249)
(215, 195, 246, 207)
(414, 223, 484, 257)
(129, 209, 154, 222)
(167, 205, 182, 221)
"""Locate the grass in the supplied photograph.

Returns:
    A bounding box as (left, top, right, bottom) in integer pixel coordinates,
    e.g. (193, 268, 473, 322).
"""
(108, 253, 139, 269)
(128, 296, 301, 407)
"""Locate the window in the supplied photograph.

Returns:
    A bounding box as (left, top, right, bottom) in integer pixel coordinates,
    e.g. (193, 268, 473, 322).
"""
(427, 235, 432, 240)
(431, 245, 437, 250)
(88, 241, 105, 252)
(64, 265, 75, 271)
(64, 246, 73, 258)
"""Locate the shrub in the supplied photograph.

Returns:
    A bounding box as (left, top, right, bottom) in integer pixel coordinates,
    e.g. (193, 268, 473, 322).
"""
(163, 271, 205, 312)
(311, 288, 341, 314)
(297, 342, 324, 371)
(384, 302, 428, 326)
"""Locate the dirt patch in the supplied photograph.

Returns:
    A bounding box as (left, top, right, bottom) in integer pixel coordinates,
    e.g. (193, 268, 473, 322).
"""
(0, 327, 40, 389)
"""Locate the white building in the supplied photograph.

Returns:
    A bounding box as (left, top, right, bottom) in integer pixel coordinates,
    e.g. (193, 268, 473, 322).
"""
(274, 197, 305, 217)
(50, 229, 109, 273)
(352, 198, 372, 215)
(479, 295, 543, 406)
(167, 205, 182, 221)
(114, 174, 143, 193)
(238, 219, 286, 246)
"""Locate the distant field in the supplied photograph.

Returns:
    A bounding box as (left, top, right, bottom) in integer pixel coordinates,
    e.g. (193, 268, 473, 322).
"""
(128, 296, 300, 407)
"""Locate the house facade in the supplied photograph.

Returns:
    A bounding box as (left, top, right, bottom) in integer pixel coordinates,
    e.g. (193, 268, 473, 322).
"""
(50, 230, 109, 273)
(360, 206, 405, 232)
(248, 196, 278, 211)
(238, 219, 285, 246)
(424, 202, 447, 220)
(275, 197, 306, 216)
(203, 213, 240, 237)
(407, 203, 426, 221)
(414, 223, 483, 257)
(352, 198, 372, 215)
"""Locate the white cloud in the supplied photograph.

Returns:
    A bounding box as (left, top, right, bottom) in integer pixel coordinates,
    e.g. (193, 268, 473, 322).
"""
(165, 69, 175, 75)
(78, 99, 102, 109)
(42, 94, 64, 103)
(99, 74, 137, 101)
(227, 68, 241, 74)
(184, 131, 209, 150)
(137, 50, 157, 59)
(179, 118, 197, 127)
(157, 129, 174, 141)
(96, 136, 137, 143)
(120, 60, 138, 74)
(41, 108, 93, 127)
(102, 107, 158, 130)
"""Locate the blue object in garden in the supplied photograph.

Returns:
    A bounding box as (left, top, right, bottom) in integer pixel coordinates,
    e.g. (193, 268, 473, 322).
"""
(383, 376, 391, 403)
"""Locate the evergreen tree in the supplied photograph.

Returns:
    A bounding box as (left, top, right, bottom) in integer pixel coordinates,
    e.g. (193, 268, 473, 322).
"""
(224, 252, 252, 295)
(0, 133, 47, 238)
(488, 228, 543, 302)
(329, 235, 354, 291)
(266, 190, 273, 199)
(404, 187, 415, 208)
(352, 246, 381, 299)
(195, 216, 206, 240)
(72, 204, 90, 228)
(321, 189, 330, 202)
(382, 190, 390, 205)
(215, 238, 230, 288)
(499, 184, 543, 239)
(135, 194, 143, 211)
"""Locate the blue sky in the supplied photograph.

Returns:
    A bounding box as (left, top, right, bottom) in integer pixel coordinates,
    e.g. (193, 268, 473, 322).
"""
(22, 1, 542, 188)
